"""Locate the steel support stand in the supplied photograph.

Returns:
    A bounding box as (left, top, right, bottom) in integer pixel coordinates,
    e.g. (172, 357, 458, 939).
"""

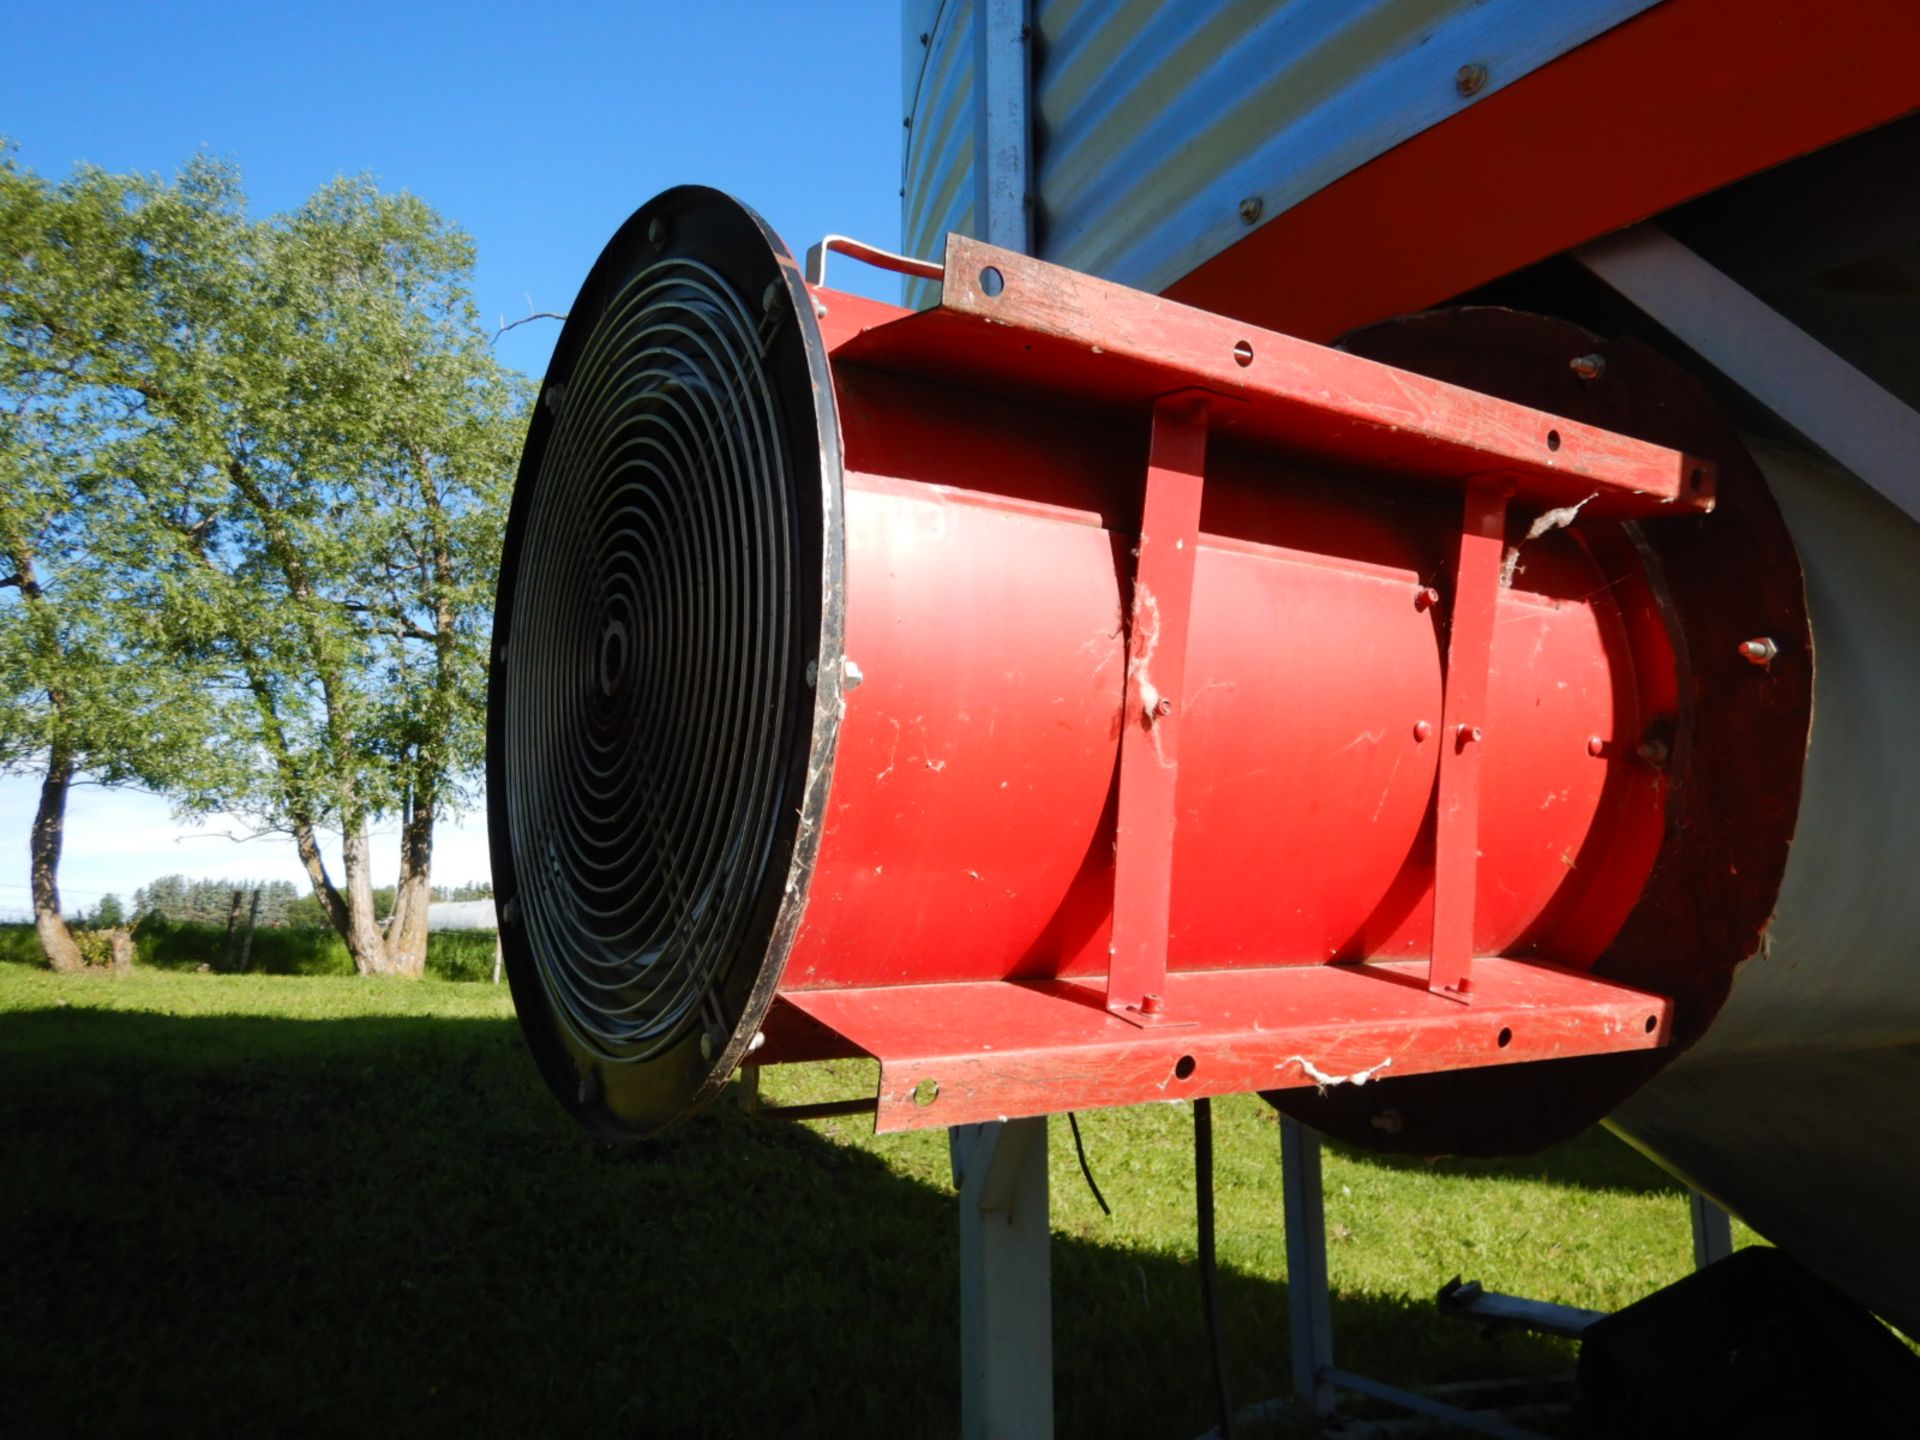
(1689, 1190, 1734, 1270)
(1280, 1116, 1336, 1419)
(952, 1117, 1052, 1439)
(1280, 1116, 1550, 1440)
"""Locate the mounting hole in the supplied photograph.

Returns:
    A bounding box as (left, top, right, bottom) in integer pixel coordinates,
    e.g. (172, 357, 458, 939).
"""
(1546, 430, 1562, 452)
(1174, 1054, 1197, 1080)
(1645, 1014, 1659, 1034)
(1232, 340, 1254, 367)
(1496, 1027, 1513, 1048)
(978, 266, 1005, 298)
(912, 1077, 940, 1107)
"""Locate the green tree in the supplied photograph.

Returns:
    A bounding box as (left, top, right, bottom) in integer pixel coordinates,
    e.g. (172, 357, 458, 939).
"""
(1, 145, 231, 970)
(1, 146, 528, 976)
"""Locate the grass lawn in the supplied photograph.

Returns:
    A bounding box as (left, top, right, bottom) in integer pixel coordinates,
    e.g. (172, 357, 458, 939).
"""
(0, 965, 1754, 1437)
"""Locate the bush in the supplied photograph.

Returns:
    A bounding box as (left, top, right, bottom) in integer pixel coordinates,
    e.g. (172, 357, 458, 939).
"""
(0, 924, 43, 967)
(132, 914, 354, 976)
(424, 929, 498, 983)
(3, 916, 500, 980)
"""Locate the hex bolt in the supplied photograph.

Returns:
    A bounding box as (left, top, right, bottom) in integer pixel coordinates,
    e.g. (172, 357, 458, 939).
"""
(1739, 637, 1778, 667)
(1141, 993, 1164, 1016)
(1413, 719, 1433, 743)
(1415, 586, 1442, 611)
(1238, 196, 1264, 226)
(1569, 353, 1607, 381)
(1455, 62, 1489, 97)
(1587, 734, 1606, 757)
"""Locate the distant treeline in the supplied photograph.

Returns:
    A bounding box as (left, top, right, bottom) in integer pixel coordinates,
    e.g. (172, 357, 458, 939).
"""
(129, 875, 495, 930)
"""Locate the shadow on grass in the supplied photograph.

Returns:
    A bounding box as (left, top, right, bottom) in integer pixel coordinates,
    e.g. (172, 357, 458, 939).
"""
(1323, 1124, 1688, 1198)
(1, 1006, 1581, 1438)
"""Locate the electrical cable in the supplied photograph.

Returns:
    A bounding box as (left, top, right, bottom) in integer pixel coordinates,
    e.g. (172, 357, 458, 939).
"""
(1066, 1111, 1112, 1217)
(1195, 1096, 1235, 1440)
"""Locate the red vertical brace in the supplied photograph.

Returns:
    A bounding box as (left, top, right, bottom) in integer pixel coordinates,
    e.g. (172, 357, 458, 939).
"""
(1108, 395, 1210, 1019)
(1429, 481, 1512, 1001)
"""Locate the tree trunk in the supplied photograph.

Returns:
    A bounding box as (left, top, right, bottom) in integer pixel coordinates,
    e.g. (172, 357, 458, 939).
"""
(292, 816, 353, 935)
(30, 746, 85, 973)
(383, 782, 434, 979)
(340, 821, 393, 975)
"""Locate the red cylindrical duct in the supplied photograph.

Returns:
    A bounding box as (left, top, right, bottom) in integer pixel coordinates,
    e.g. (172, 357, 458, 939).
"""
(490, 189, 1773, 1141)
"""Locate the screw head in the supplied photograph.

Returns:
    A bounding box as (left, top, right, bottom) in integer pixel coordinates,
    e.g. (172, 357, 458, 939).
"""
(1413, 719, 1433, 742)
(1587, 735, 1606, 757)
(1455, 62, 1488, 97)
(1238, 196, 1264, 226)
(1154, 697, 1173, 717)
(1570, 353, 1607, 381)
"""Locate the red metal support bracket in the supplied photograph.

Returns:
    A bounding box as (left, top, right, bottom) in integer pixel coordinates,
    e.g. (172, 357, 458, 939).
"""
(1107, 393, 1210, 1023)
(1429, 480, 1513, 1002)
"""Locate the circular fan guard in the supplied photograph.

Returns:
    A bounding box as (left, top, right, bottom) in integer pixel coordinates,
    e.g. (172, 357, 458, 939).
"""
(488, 188, 843, 1137)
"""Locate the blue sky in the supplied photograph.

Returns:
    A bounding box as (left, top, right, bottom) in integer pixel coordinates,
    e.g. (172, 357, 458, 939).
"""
(2, 0, 907, 916)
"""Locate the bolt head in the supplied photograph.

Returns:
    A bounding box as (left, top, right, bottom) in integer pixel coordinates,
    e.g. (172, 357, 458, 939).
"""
(1739, 637, 1778, 666)
(1413, 720, 1433, 742)
(1458, 723, 1483, 744)
(1141, 992, 1164, 1015)
(1570, 353, 1607, 381)
(1238, 196, 1264, 225)
(1415, 586, 1441, 611)
(1154, 697, 1173, 717)
(1455, 62, 1488, 97)
(1587, 735, 1606, 757)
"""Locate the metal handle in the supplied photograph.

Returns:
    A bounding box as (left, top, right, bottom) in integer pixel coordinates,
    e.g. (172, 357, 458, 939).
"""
(804, 234, 945, 289)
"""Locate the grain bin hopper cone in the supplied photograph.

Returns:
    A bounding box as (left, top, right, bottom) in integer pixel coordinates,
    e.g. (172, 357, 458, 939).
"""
(489, 187, 1804, 1145)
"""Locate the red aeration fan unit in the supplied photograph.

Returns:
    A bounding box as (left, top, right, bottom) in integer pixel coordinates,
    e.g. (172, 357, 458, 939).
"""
(487, 186, 1804, 1151)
